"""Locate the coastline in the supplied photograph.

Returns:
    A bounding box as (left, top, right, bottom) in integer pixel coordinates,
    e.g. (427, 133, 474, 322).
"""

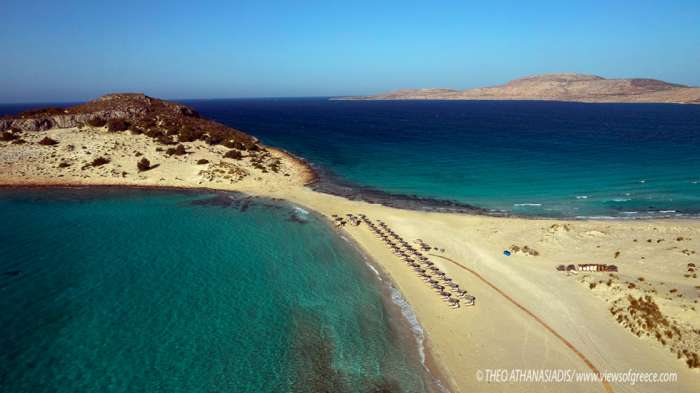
(2, 126, 700, 392)
(330, 217, 453, 393)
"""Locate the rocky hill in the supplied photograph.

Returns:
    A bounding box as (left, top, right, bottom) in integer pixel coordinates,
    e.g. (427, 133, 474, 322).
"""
(0, 93, 260, 149)
(341, 73, 700, 104)
(0, 93, 313, 192)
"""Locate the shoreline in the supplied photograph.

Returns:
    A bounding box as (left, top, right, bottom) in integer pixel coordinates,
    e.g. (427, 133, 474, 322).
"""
(329, 219, 454, 393)
(0, 183, 452, 393)
(2, 126, 700, 392)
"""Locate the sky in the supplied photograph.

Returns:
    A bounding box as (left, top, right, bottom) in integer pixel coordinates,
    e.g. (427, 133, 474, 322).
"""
(1, 0, 699, 103)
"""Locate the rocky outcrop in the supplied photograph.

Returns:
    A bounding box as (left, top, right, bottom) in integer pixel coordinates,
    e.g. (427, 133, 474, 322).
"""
(340, 73, 700, 104)
(0, 93, 200, 132)
(0, 93, 260, 149)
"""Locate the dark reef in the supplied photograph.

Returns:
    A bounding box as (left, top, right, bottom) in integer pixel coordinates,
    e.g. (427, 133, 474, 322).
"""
(308, 164, 498, 215)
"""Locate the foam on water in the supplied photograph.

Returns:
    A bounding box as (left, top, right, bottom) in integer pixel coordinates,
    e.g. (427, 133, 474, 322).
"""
(390, 287, 426, 365)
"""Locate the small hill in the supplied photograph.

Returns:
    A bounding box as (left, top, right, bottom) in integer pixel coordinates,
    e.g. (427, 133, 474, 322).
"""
(0, 93, 261, 150)
(342, 73, 700, 104)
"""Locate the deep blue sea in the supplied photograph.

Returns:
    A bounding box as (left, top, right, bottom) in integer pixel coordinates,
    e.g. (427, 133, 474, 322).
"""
(185, 98, 700, 218)
(0, 189, 436, 392)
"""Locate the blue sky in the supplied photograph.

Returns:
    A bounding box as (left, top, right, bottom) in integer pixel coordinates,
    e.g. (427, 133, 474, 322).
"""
(1, 0, 699, 103)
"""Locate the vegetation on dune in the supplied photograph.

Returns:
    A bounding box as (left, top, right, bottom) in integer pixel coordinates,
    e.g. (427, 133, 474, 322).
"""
(38, 136, 59, 146)
(91, 156, 110, 167)
(165, 144, 187, 156)
(137, 157, 151, 171)
(610, 294, 699, 369)
(224, 149, 243, 160)
(107, 118, 129, 132)
(1, 131, 19, 141)
(86, 117, 107, 127)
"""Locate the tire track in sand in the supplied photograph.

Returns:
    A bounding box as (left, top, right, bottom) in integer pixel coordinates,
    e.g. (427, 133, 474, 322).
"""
(430, 253, 614, 393)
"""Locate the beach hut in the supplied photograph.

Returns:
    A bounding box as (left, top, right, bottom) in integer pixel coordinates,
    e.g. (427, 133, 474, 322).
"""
(606, 265, 618, 272)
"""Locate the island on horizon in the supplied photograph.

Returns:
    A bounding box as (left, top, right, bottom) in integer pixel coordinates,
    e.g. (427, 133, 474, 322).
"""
(337, 73, 700, 104)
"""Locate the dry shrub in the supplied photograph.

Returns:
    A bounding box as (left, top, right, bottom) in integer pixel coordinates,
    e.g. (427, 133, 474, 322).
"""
(137, 157, 151, 171)
(91, 157, 110, 166)
(38, 136, 58, 145)
(87, 117, 106, 127)
(224, 149, 243, 160)
(166, 144, 187, 156)
(107, 118, 129, 132)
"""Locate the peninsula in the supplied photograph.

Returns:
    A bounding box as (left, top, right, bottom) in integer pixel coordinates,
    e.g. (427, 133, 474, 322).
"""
(1, 95, 699, 393)
(339, 73, 700, 104)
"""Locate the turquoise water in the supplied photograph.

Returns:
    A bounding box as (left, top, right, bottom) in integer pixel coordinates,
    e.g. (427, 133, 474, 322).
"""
(186, 99, 700, 218)
(0, 188, 435, 392)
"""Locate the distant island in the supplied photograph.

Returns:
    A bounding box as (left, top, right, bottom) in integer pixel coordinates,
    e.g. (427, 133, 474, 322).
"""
(338, 73, 700, 104)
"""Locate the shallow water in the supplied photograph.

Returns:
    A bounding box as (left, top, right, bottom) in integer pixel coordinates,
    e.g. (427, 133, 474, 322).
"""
(0, 188, 435, 392)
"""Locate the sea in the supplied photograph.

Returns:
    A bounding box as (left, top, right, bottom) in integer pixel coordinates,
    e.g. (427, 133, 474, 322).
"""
(1, 98, 699, 392)
(185, 98, 700, 218)
(0, 189, 437, 392)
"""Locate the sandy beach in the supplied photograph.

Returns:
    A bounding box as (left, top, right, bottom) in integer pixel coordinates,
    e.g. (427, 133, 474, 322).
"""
(1, 126, 699, 393)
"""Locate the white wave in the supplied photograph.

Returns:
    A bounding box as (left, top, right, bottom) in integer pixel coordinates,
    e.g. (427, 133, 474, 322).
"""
(575, 195, 588, 199)
(365, 262, 382, 281)
(388, 289, 451, 392)
(658, 210, 677, 213)
(513, 203, 542, 207)
(609, 198, 631, 202)
(622, 211, 639, 215)
(390, 287, 426, 365)
(293, 206, 309, 215)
